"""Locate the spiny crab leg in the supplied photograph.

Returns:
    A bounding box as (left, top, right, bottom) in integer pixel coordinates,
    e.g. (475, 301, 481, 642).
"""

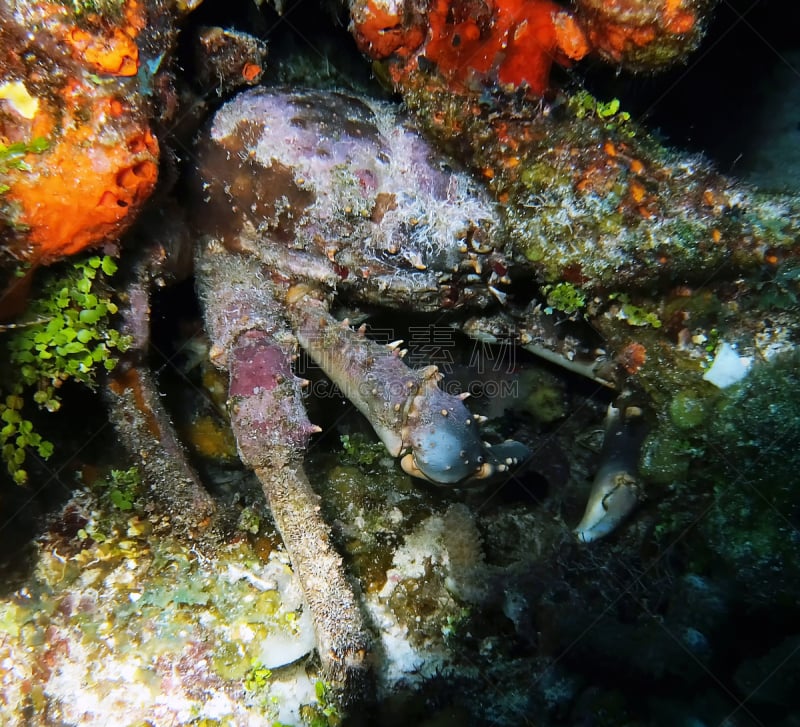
(195, 244, 371, 693)
(229, 332, 371, 691)
(463, 308, 620, 389)
(285, 285, 530, 486)
(574, 403, 648, 543)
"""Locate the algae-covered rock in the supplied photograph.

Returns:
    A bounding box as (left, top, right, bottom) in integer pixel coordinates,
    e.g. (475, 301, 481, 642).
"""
(0, 481, 331, 726)
(669, 390, 709, 431)
(402, 83, 800, 295)
(699, 350, 800, 604)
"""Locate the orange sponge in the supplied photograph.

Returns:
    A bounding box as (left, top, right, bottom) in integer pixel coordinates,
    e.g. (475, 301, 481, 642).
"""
(352, 0, 589, 96)
(5, 105, 158, 261)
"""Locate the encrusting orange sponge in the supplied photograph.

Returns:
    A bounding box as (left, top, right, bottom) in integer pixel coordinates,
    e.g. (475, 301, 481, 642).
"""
(574, 0, 709, 69)
(351, 0, 590, 95)
(6, 122, 159, 260)
(0, 0, 159, 265)
(66, 26, 141, 77)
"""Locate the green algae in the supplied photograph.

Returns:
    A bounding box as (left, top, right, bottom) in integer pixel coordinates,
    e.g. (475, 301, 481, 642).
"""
(212, 641, 251, 681)
(0, 137, 49, 195)
(0, 254, 129, 483)
(99, 465, 142, 511)
(518, 161, 571, 191)
(244, 659, 273, 690)
(515, 367, 567, 425)
(755, 258, 800, 311)
(608, 293, 662, 328)
(543, 282, 586, 315)
(0, 601, 28, 638)
(568, 91, 635, 138)
(340, 432, 387, 469)
(57, 0, 126, 19)
(640, 427, 692, 485)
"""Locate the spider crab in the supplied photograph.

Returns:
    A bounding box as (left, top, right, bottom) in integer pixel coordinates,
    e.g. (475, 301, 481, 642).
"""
(104, 85, 646, 694)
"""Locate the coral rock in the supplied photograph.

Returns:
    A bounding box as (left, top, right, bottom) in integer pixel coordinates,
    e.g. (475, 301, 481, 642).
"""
(350, 0, 717, 97)
(575, 0, 716, 69)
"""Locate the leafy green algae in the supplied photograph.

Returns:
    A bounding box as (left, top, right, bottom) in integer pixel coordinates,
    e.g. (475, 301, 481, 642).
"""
(0, 254, 130, 483)
(543, 282, 586, 315)
(0, 137, 49, 195)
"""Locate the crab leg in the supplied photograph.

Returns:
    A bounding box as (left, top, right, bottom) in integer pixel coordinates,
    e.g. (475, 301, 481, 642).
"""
(285, 285, 529, 486)
(463, 307, 621, 389)
(104, 245, 220, 541)
(195, 242, 371, 693)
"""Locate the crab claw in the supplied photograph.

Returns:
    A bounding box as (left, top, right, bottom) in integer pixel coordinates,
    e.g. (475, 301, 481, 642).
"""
(574, 403, 647, 542)
(288, 291, 530, 487)
(400, 380, 530, 486)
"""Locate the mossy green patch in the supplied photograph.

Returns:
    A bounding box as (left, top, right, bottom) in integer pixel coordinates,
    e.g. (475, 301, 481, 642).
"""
(669, 391, 708, 430)
(244, 659, 273, 691)
(101, 466, 141, 511)
(58, 0, 125, 18)
(516, 367, 567, 424)
(339, 432, 387, 469)
(687, 350, 800, 603)
(212, 641, 251, 680)
(518, 161, 565, 191)
(568, 91, 634, 137)
(543, 282, 586, 315)
(0, 137, 49, 195)
(609, 293, 662, 328)
(755, 259, 800, 311)
(300, 680, 344, 726)
(640, 426, 692, 485)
